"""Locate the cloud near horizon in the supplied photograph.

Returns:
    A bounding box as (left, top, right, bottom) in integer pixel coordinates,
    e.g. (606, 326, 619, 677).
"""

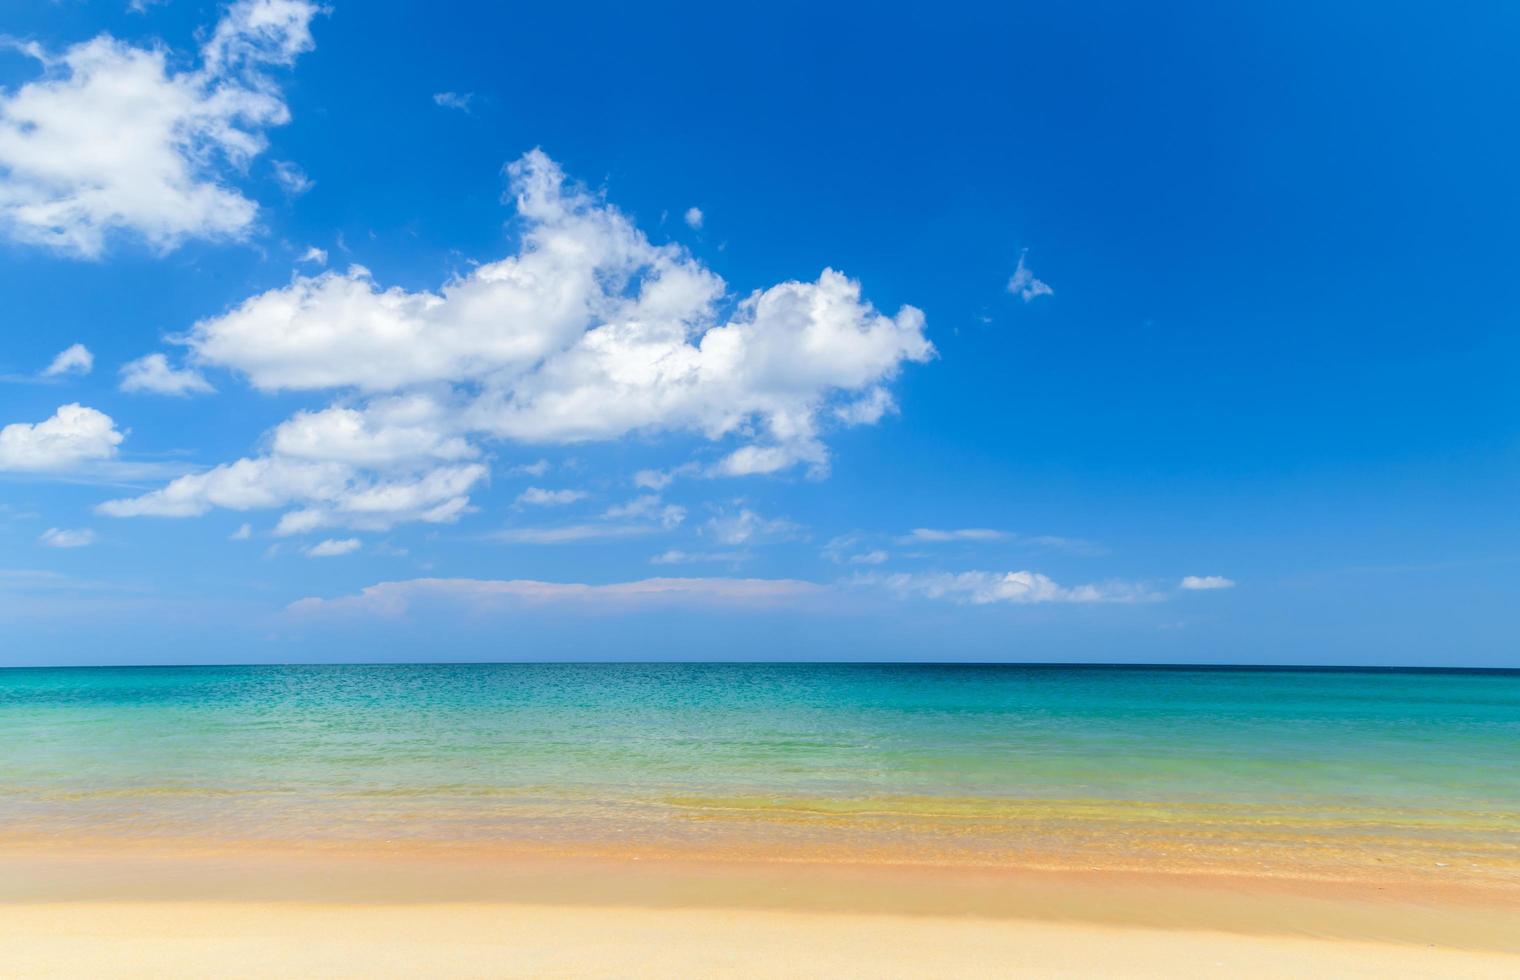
(863, 570, 1162, 605)
(288, 576, 827, 616)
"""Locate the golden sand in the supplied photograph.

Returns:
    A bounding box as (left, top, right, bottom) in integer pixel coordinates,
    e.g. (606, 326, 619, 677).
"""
(1, 844, 1517, 977)
(5, 900, 1520, 980)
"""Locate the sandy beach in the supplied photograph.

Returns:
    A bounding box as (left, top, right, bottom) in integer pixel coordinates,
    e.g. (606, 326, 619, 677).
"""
(2, 844, 1517, 978)
(7, 900, 1520, 979)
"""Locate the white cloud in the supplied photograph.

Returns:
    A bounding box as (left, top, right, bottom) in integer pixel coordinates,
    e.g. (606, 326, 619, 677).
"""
(107, 149, 932, 532)
(712, 443, 820, 477)
(602, 495, 685, 527)
(230, 522, 252, 540)
(0, 0, 320, 257)
(632, 463, 696, 490)
(432, 91, 474, 112)
(270, 397, 476, 466)
(1180, 575, 1235, 590)
(181, 150, 931, 462)
(39, 527, 96, 548)
(516, 486, 588, 507)
(119, 353, 215, 395)
(899, 527, 1007, 543)
(822, 533, 888, 565)
(288, 575, 824, 616)
(98, 455, 487, 534)
(1007, 250, 1053, 302)
(683, 206, 703, 229)
(509, 459, 551, 478)
(868, 570, 1158, 605)
(270, 159, 312, 195)
(298, 245, 327, 265)
(491, 523, 656, 545)
(42, 343, 93, 377)
(703, 507, 801, 545)
(650, 549, 748, 565)
(832, 386, 895, 426)
(305, 537, 360, 557)
(0, 404, 124, 471)
(895, 526, 1104, 555)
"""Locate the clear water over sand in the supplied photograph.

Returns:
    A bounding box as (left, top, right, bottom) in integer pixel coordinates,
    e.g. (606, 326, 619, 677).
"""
(3, 663, 1517, 886)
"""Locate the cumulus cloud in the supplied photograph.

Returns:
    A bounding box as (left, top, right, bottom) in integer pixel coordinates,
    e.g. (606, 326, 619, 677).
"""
(683, 206, 703, 229)
(119, 353, 215, 395)
(182, 151, 929, 444)
(39, 527, 96, 548)
(868, 570, 1159, 605)
(0, 0, 321, 257)
(270, 396, 476, 466)
(298, 245, 327, 265)
(305, 537, 360, 557)
(1180, 575, 1235, 590)
(106, 149, 932, 532)
(0, 404, 124, 471)
(42, 344, 93, 377)
(1007, 249, 1053, 302)
(516, 487, 588, 507)
(288, 575, 825, 616)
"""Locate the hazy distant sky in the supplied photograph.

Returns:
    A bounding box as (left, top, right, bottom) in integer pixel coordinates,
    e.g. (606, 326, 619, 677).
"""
(2, 1, 1516, 666)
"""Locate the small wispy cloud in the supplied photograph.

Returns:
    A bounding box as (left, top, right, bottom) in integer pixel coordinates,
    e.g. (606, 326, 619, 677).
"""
(509, 459, 551, 478)
(897, 527, 1104, 555)
(298, 245, 327, 265)
(1007, 249, 1053, 302)
(650, 549, 749, 565)
(684, 206, 704, 229)
(119, 354, 215, 396)
(515, 487, 589, 507)
(305, 537, 361, 558)
(41, 344, 93, 378)
(899, 527, 1007, 544)
(432, 91, 474, 112)
(822, 534, 889, 565)
(703, 507, 802, 546)
(1180, 575, 1235, 590)
(271, 159, 314, 196)
(492, 524, 656, 545)
(603, 495, 685, 528)
(39, 527, 96, 548)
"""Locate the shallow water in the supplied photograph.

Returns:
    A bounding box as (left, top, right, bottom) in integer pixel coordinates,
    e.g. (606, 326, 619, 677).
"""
(2, 664, 1517, 882)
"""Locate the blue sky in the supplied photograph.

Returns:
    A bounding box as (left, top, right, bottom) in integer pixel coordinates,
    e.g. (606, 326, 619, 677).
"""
(1, 1, 1516, 667)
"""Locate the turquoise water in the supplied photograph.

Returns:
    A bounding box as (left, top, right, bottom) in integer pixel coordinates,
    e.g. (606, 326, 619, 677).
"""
(2, 664, 1518, 877)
